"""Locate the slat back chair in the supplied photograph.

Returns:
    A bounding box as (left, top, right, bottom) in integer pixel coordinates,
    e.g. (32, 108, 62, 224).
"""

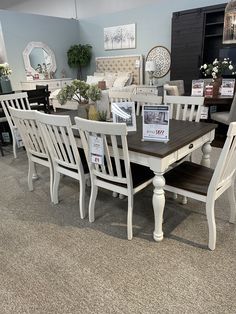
(211, 92, 236, 125)
(109, 91, 132, 104)
(75, 117, 154, 240)
(165, 122, 236, 250)
(164, 95, 204, 122)
(131, 94, 163, 115)
(36, 112, 90, 219)
(0, 92, 31, 158)
(9, 107, 53, 200)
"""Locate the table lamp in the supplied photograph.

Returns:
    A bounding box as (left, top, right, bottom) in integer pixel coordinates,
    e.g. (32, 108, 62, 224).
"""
(145, 60, 156, 85)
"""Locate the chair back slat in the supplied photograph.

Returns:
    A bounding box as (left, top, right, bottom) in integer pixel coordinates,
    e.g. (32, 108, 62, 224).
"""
(75, 117, 131, 187)
(36, 112, 83, 172)
(131, 94, 163, 115)
(109, 91, 132, 104)
(9, 107, 47, 158)
(164, 95, 204, 122)
(209, 122, 236, 192)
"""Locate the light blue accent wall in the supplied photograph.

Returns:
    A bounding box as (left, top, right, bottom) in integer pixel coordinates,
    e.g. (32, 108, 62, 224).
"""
(78, 0, 225, 84)
(0, 10, 80, 90)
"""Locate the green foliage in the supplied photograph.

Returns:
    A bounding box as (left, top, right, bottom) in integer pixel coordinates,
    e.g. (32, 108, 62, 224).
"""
(56, 80, 102, 106)
(98, 110, 107, 121)
(86, 84, 101, 102)
(56, 80, 90, 105)
(67, 44, 92, 79)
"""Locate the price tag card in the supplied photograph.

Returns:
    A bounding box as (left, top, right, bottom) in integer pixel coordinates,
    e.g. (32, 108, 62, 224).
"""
(200, 106, 209, 119)
(14, 129, 24, 148)
(191, 79, 204, 96)
(142, 106, 169, 142)
(221, 79, 235, 97)
(89, 135, 104, 165)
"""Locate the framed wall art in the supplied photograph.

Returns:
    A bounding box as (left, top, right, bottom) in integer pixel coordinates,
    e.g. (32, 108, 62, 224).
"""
(104, 24, 136, 50)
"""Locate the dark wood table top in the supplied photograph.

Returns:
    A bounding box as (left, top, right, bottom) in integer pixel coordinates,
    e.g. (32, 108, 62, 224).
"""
(55, 110, 217, 159)
(204, 95, 233, 106)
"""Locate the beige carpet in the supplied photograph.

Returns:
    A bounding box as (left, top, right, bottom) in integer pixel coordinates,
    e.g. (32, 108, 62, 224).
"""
(0, 146, 235, 314)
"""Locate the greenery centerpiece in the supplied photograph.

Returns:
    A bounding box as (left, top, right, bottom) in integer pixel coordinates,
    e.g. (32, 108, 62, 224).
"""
(56, 80, 103, 120)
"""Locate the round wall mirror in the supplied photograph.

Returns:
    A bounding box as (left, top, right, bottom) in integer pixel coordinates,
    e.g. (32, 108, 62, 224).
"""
(23, 41, 56, 76)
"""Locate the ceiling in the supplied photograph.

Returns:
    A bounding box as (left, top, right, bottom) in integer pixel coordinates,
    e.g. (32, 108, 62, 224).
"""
(0, 0, 159, 19)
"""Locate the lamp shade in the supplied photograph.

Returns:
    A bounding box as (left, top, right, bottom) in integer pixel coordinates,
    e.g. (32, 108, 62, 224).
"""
(145, 60, 156, 72)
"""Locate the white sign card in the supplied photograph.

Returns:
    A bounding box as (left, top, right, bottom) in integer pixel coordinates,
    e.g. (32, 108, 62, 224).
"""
(221, 79, 235, 97)
(89, 135, 104, 165)
(143, 105, 169, 142)
(200, 106, 209, 119)
(111, 101, 136, 132)
(13, 129, 24, 148)
(191, 79, 204, 96)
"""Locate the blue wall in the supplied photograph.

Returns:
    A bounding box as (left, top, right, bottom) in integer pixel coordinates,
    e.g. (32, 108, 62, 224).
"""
(78, 0, 225, 84)
(0, 10, 79, 89)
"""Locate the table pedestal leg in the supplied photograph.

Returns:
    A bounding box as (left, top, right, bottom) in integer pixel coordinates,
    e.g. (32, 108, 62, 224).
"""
(153, 173, 165, 242)
(201, 141, 212, 168)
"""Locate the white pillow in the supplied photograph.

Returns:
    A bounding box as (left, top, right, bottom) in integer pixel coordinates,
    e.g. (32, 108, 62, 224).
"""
(94, 72, 105, 77)
(113, 76, 130, 88)
(86, 75, 104, 85)
(104, 76, 116, 88)
(117, 72, 133, 86)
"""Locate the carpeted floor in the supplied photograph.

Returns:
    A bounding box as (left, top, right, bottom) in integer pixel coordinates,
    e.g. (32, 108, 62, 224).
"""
(0, 146, 235, 314)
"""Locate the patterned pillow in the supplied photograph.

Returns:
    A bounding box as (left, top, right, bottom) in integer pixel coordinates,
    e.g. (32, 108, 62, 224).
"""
(86, 75, 104, 85)
(113, 76, 130, 88)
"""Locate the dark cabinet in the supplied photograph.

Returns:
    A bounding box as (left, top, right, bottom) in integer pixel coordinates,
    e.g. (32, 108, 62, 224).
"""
(171, 3, 227, 94)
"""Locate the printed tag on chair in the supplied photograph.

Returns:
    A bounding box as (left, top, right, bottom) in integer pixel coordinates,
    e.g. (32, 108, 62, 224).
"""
(89, 135, 104, 165)
(13, 129, 24, 148)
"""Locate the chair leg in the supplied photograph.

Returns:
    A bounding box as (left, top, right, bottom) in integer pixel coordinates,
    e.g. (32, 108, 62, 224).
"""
(79, 176, 86, 219)
(181, 196, 188, 204)
(52, 171, 60, 204)
(206, 199, 216, 251)
(113, 192, 118, 198)
(88, 182, 98, 223)
(228, 182, 236, 224)
(12, 134, 17, 159)
(127, 194, 134, 240)
(28, 159, 34, 191)
(49, 165, 54, 202)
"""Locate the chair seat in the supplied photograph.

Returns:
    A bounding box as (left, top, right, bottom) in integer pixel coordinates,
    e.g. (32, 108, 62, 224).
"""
(165, 161, 214, 196)
(101, 159, 154, 189)
(211, 111, 229, 125)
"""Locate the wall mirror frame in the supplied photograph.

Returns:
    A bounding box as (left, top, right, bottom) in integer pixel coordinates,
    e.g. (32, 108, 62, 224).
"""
(146, 45, 171, 78)
(23, 41, 57, 76)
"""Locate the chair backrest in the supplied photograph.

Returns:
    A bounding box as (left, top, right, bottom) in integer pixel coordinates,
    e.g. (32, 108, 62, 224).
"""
(109, 91, 132, 103)
(131, 94, 163, 115)
(166, 80, 185, 96)
(227, 93, 236, 123)
(0, 92, 30, 131)
(164, 95, 204, 122)
(163, 84, 179, 97)
(8, 107, 48, 160)
(75, 117, 132, 189)
(209, 121, 236, 194)
(36, 112, 85, 174)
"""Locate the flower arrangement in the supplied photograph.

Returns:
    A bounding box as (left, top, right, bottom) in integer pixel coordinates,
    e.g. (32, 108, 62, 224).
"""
(200, 58, 235, 80)
(0, 63, 12, 77)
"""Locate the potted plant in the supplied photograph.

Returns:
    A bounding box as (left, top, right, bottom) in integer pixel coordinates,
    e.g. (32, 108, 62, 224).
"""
(67, 44, 92, 79)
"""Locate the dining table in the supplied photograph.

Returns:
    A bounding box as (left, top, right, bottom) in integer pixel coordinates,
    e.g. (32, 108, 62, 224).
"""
(56, 110, 217, 242)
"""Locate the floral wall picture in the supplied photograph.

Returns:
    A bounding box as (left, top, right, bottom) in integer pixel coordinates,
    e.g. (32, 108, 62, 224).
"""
(104, 24, 135, 50)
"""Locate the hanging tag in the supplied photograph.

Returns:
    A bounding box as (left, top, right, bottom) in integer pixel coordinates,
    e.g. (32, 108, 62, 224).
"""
(89, 135, 104, 165)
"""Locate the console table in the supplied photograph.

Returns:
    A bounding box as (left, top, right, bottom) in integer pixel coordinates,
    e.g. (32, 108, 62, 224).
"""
(21, 78, 72, 92)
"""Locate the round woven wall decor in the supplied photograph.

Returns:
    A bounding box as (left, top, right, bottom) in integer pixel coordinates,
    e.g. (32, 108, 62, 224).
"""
(146, 46, 171, 78)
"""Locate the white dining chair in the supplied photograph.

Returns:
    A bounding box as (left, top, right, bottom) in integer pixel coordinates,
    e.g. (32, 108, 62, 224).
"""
(164, 121, 236, 250)
(36, 112, 90, 219)
(164, 95, 205, 122)
(131, 94, 163, 115)
(211, 92, 236, 125)
(9, 107, 53, 200)
(0, 92, 31, 158)
(108, 91, 132, 103)
(75, 117, 154, 240)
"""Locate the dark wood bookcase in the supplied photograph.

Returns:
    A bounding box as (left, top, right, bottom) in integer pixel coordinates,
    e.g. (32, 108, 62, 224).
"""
(170, 3, 234, 94)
